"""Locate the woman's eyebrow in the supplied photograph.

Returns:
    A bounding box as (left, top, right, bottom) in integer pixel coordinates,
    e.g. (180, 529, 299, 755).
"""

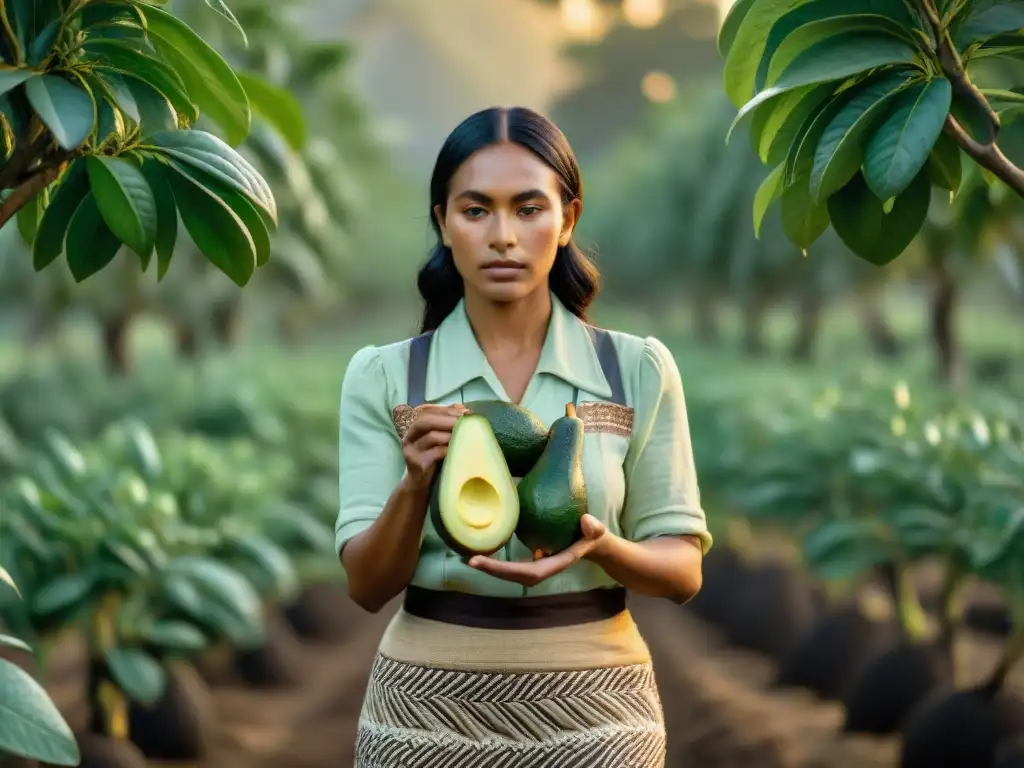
(453, 189, 551, 204)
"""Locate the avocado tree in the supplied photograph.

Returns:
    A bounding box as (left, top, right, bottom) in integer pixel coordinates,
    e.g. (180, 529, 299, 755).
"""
(718, 0, 1024, 266)
(1, 0, 295, 287)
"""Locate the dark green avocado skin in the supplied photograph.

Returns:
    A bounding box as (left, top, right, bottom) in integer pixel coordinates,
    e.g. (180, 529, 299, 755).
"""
(464, 400, 548, 477)
(515, 414, 587, 555)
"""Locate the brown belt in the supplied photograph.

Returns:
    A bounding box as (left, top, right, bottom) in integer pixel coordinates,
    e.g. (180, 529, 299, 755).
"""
(402, 585, 627, 630)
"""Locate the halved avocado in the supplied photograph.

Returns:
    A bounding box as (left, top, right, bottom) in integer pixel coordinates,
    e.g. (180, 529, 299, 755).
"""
(463, 400, 548, 476)
(428, 414, 519, 557)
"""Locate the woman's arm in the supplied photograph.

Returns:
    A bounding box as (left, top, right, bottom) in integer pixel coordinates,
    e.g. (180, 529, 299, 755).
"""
(585, 533, 703, 603)
(342, 472, 431, 613)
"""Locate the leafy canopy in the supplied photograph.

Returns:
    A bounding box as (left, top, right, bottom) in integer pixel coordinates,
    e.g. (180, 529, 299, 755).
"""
(719, 0, 1024, 265)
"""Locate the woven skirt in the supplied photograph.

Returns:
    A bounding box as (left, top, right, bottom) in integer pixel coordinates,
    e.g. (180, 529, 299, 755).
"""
(353, 597, 666, 767)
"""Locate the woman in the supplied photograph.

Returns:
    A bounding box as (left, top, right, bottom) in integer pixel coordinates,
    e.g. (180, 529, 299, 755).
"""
(336, 105, 711, 767)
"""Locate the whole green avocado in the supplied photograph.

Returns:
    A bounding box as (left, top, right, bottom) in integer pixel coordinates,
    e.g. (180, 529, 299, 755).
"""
(515, 402, 587, 555)
(463, 399, 549, 477)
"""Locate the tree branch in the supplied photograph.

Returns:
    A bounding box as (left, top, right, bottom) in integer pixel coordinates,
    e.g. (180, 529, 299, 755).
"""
(0, 159, 70, 230)
(919, 0, 1000, 145)
(0, 134, 54, 192)
(944, 114, 1024, 197)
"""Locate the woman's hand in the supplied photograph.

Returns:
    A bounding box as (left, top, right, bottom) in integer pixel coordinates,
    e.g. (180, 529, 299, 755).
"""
(401, 404, 469, 492)
(467, 514, 609, 587)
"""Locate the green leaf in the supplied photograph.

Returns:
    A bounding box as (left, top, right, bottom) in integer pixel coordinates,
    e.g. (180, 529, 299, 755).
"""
(0, 659, 80, 764)
(0, 67, 33, 97)
(143, 6, 251, 146)
(828, 169, 931, 265)
(802, 518, 891, 582)
(864, 78, 952, 200)
(753, 164, 784, 237)
(204, 0, 248, 47)
(140, 621, 206, 652)
(0, 566, 21, 598)
(234, 70, 306, 151)
(85, 155, 157, 259)
(122, 74, 177, 136)
(65, 192, 123, 282)
(24, 74, 96, 150)
(810, 70, 910, 202)
(956, 1, 1024, 47)
(928, 132, 963, 192)
(755, 82, 835, 165)
(16, 187, 47, 247)
(165, 556, 263, 647)
(0, 634, 31, 653)
(31, 571, 95, 618)
(723, 0, 809, 106)
(730, 34, 917, 134)
(169, 159, 272, 265)
(105, 647, 165, 705)
(96, 69, 140, 124)
(780, 175, 830, 250)
(224, 534, 297, 598)
(146, 129, 276, 223)
(139, 159, 177, 279)
(756, 0, 917, 91)
(717, 0, 757, 57)
(164, 163, 257, 286)
(82, 40, 196, 122)
(765, 16, 917, 88)
(33, 160, 90, 271)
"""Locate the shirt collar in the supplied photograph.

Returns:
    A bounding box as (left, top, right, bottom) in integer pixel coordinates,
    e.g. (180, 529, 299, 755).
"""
(424, 292, 613, 403)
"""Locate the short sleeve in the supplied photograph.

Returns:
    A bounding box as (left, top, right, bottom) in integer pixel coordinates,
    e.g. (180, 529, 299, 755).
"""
(335, 345, 405, 559)
(619, 337, 712, 554)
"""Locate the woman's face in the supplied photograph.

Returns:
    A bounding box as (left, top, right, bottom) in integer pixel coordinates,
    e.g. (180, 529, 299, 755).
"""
(434, 142, 580, 305)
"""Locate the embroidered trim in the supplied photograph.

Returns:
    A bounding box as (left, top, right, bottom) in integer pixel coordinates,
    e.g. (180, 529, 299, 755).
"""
(391, 402, 634, 441)
(578, 401, 634, 438)
(391, 404, 422, 442)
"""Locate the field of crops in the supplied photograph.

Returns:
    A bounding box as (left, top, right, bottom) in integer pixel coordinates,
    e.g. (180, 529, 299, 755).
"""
(0, 301, 1022, 768)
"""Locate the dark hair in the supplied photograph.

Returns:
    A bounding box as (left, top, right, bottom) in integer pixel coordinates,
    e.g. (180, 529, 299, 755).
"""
(416, 106, 601, 333)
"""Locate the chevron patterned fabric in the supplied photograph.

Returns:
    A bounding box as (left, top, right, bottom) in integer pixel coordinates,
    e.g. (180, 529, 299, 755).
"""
(353, 652, 667, 766)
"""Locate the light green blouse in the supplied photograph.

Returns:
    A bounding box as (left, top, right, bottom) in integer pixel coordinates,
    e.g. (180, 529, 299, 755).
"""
(335, 294, 712, 598)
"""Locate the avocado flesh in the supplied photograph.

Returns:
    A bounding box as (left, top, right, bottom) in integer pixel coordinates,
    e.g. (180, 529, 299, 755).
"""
(430, 414, 520, 557)
(515, 405, 587, 555)
(463, 400, 548, 476)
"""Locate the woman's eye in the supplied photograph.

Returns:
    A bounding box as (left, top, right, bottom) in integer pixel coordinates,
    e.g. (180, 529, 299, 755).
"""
(465, 206, 487, 217)
(519, 206, 541, 217)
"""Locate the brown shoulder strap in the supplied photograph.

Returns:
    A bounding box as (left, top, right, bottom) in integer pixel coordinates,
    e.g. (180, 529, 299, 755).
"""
(406, 331, 434, 407)
(585, 325, 626, 406)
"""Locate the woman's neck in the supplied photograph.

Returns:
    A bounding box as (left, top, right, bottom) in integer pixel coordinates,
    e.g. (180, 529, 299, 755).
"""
(463, 287, 552, 357)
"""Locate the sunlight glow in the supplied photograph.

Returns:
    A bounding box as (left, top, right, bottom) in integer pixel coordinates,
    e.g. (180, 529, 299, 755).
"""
(641, 70, 676, 102)
(623, 0, 665, 28)
(560, 0, 609, 41)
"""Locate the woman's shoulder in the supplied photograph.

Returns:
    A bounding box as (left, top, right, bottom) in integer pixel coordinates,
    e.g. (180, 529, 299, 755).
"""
(341, 336, 419, 400)
(600, 327, 679, 379)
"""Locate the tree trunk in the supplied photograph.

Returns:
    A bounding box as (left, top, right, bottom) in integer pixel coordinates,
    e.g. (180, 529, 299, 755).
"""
(692, 290, 719, 344)
(742, 294, 769, 356)
(854, 291, 902, 359)
(211, 300, 242, 348)
(930, 257, 962, 386)
(791, 290, 824, 361)
(175, 323, 200, 360)
(100, 312, 134, 376)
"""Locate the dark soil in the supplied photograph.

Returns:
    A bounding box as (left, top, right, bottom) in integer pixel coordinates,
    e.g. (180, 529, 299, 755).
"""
(685, 545, 749, 625)
(233, 608, 307, 688)
(27, 577, 1024, 768)
(776, 601, 899, 701)
(899, 687, 1024, 768)
(281, 581, 354, 643)
(128, 662, 216, 760)
(62, 734, 147, 768)
(842, 642, 953, 735)
(720, 561, 820, 661)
